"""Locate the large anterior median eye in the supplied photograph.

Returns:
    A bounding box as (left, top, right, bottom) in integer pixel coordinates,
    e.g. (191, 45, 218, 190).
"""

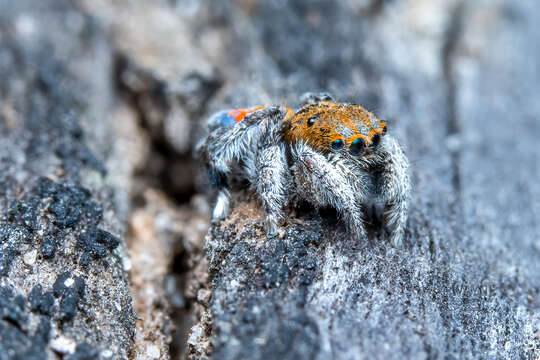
(371, 133, 381, 147)
(350, 137, 365, 156)
(331, 139, 345, 150)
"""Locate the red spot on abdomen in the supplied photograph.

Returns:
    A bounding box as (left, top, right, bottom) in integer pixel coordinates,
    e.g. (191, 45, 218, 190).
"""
(228, 106, 266, 122)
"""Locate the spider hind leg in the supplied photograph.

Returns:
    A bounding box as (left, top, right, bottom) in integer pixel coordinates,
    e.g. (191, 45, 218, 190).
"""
(207, 167, 231, 220)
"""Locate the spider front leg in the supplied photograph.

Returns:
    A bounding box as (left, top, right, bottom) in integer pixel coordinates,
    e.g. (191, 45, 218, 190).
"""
(375, 137, 411, 247)
(291, 143, 367, 240)
(251, 143, 289, 235)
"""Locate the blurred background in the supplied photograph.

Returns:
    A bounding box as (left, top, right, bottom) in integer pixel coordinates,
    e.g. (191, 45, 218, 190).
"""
(1, 0, 539, 359)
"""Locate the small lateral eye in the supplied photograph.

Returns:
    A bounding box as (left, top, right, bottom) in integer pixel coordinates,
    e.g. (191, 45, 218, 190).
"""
(331, 139, 345, 150)
(381, 122, 387, 135)
(307, 117, 317, 127)
(371, 133, 381, 147)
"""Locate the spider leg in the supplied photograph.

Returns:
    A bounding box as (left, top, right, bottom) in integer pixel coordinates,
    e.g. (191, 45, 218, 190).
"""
(291, 142, 367, 240)
(213, 188, 231, 219)
(205, 164, 231, 220)
(300, 92, 335, 105)
(375, 137, 411, 247)
(251, 143, 289, 234)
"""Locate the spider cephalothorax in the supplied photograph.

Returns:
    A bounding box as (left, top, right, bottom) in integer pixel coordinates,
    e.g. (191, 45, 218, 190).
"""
(197, 93, 410, 246)
(284, 101, 387, 154)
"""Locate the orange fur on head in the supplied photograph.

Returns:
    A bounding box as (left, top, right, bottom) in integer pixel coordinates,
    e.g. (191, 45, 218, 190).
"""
(283, 102, 386, 153)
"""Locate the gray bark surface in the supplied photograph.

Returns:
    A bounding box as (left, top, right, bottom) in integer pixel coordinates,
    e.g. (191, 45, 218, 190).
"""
(194, 1, 540, 359)
(0, 1, 134, 358)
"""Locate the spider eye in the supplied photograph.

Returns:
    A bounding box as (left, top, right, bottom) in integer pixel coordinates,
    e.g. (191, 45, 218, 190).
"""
(331, 139, 345, 150)
(371, 134, 381, 147)
(350, 137, 365, 156)
(307, 117, 317, 127)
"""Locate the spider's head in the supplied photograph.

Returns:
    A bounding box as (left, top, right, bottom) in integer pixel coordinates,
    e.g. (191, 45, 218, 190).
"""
(283, 101, 387, 156)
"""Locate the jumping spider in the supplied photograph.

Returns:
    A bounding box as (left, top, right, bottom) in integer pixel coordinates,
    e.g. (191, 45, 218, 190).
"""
(197, 93, 410, 246)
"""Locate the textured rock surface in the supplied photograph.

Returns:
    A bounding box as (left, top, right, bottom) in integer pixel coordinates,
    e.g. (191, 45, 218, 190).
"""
(127, 189, 209, 360)
(1, 0, 539, 359)
(83, 0, 223, 203)
(185, 1, 540, 359)
(0, 1, 135, 358)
